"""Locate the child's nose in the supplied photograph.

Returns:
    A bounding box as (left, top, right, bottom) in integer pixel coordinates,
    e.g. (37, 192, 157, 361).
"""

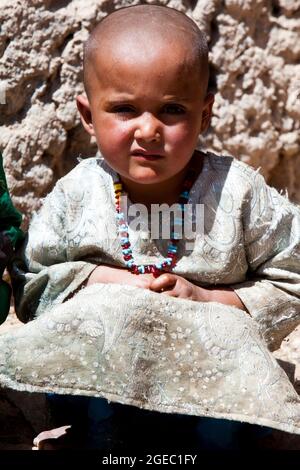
(134, 113, 161, 143)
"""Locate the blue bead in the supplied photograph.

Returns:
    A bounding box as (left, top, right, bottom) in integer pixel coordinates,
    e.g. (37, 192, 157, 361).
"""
(126, 260, 134, 267)
(121, 237, 129, 243)
(116, 213, 124, 220)
(138, 266, 145, 273)
(122, 248, 132, 255)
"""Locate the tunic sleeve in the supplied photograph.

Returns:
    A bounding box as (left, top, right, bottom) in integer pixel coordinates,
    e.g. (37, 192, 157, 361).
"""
(11, 180, 97, 323)
(232, 171, 300, 350)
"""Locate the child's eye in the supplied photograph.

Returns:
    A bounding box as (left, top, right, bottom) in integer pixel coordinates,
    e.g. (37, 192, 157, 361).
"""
(162, 104, 186, 115)
(112, 105, 135, 114)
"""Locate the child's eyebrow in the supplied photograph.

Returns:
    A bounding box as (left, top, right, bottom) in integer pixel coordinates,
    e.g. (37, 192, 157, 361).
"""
(104, 95, 190, 104)
(162, 95, 190, 102)
(104, 96, 135, 103)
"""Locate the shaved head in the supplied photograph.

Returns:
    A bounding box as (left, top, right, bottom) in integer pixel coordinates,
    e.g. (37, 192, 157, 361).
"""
(83, 4, 209, 98)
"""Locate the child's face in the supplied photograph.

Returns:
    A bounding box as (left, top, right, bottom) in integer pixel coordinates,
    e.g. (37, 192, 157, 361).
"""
(78, 38, 213, 189)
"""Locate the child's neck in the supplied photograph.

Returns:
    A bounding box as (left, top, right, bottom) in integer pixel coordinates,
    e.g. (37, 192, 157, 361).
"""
(121, 151, 203, 209)
(122, 172, 186, 208)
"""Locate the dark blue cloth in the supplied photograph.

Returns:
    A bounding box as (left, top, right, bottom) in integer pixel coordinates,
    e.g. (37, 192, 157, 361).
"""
(46, 394, 272, 450)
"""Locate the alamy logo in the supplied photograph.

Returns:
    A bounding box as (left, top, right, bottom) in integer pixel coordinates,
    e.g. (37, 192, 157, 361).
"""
(118, 196, 204, 248)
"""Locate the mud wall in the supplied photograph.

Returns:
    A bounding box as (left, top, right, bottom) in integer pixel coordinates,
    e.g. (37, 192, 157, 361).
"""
(0, 0, 299, 223)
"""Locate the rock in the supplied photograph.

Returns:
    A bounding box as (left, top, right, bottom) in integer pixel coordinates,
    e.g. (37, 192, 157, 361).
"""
(32, 425, 72, 450)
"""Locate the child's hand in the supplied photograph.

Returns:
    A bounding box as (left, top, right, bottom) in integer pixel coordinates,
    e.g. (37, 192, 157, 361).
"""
(150, 273, 203, 301)
(87, 265, 155, 290)
(150, 273, 247, 311)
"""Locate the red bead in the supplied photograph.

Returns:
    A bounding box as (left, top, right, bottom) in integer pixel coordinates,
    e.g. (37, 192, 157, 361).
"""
(114, 171, 194, 274)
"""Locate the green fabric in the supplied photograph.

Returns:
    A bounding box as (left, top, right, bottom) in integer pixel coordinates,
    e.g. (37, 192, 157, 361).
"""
(0, 280, 11, 324)
(0, 152, 24, 323)
(0, 152, 23, 248)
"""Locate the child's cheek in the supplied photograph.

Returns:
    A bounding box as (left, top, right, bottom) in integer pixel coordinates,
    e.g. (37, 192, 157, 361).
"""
(105, 122, 133, 158)
(166, 124, 192, 147)
(106, 120, 131, 142)
(116, 121, 133, 142)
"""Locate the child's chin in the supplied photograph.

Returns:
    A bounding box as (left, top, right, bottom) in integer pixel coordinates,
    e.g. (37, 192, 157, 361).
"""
(129, 169, 165, 184)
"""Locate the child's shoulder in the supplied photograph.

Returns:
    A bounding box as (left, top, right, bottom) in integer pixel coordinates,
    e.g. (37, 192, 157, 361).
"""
(64, 155, 112, 178)
(204, 151, 259, 177)
(58, 155, 114, 186)
(202, 151, 268, 192)
(202, 152, 300, 214)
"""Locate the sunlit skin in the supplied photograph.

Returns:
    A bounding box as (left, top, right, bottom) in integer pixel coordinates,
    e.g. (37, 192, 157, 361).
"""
(78, 36, 212, 206)
(77, 17, 246, 312)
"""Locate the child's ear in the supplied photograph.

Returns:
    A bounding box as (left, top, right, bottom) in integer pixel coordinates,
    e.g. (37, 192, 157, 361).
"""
(200, 92, 214, 134)
(76, 95, 95, 136)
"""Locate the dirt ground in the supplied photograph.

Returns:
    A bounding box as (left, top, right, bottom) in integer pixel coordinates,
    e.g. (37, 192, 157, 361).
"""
(0, 309, 299, 450)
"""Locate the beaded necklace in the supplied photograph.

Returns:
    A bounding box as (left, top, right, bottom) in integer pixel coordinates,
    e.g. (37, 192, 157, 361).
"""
(114, 161, 197, 276)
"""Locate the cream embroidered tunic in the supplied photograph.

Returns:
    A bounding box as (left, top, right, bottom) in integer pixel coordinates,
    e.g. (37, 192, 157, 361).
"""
(0, 152, 300, 434)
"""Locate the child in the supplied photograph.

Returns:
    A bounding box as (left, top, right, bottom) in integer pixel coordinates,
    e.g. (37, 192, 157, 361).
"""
(0, 4, 300, 450)
(0, 151, 23, 324)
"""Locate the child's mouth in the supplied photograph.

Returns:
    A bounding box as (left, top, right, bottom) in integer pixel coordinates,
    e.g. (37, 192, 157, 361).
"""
(131, 151, 163, 161)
